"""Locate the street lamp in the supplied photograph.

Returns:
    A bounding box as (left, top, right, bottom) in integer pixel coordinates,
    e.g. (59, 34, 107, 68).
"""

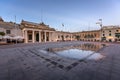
(96, 19, 103, 41)
(14, 15, 17, 44)
(99, 19, 102, 28)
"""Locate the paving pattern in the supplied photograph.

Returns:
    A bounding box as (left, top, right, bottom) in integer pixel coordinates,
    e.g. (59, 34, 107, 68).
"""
(0, 41, 120, 80)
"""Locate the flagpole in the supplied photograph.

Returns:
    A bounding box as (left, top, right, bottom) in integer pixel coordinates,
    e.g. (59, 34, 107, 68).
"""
(62, 23, 64, 31)
(100, 19, 103, 42)
(41, 9, 43, 23)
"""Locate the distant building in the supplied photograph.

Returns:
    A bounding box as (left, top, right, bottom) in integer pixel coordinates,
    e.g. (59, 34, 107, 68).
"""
(73, 30, 101, 42)
(101, 25, 120, 42)
(53, 31, 73, 42)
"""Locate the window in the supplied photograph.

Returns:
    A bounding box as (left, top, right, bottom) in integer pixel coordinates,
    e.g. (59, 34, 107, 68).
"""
(94, 33, 96, 37)
(61, 35, 64, 38)
(115, 33, 120, 38)
(116, 30, 119, 32)
(109, 33, 111, 36)
(6, 30, 11, 34)
(28, 35, 32, 40)
(109, 30, 111, 32)
(66, 35, 69, 38)
(58, 35, 60, 38)
(103, 31, 105, 33)
(103, 34, 105, 36)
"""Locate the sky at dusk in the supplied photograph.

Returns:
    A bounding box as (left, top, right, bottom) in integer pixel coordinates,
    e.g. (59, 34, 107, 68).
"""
(0, 0, 120, 32)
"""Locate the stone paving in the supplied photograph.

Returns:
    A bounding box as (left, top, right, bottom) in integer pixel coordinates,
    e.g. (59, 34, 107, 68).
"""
(0, 41, 120, 80)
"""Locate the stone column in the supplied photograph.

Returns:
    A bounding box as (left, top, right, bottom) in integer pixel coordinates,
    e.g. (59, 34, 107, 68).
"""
(25, 30, 28, 43)
(51, 32, 54, 42)
(51, 32, 53, 42)
(44, 31, 46, 42)
(49, 32, 51, 42)
(32, 30, 35, 43)
(39, 31, 41, 43)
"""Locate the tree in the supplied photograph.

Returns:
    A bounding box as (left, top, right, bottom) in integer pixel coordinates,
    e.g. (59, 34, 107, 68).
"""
(0, 32, 5, 36)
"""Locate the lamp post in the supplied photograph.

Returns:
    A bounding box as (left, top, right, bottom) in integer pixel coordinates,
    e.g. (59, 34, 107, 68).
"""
(99, 19, 102, 29)
(14, 15, 17, 44)
(96, 19, 103, 41)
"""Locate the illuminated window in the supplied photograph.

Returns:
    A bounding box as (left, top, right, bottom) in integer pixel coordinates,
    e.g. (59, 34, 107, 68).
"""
(116, 30, 119, 32)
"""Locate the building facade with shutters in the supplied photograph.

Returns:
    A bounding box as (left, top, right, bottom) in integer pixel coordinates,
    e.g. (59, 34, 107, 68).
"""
(101, 26, 120, 42)
(73, 30, 101, 42)
(52, 31, 73, 42)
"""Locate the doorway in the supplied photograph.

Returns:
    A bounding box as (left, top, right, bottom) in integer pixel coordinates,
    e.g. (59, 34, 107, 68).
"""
(36, 33, 39, 42)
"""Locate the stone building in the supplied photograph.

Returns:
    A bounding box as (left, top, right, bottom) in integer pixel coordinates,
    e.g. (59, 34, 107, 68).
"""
(0, 18, 74, 43)
(74, 30, 101, 42)
(101, 26, 120, 42)
(21, 20, 56, 43)
(53, 31, 73, 42)
(0, 17, 22, 39)
(1, 17, 120, 43)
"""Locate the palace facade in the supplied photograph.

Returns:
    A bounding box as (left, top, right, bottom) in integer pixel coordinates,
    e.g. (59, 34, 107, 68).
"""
(21, 20, 56, 43)
(1, 17, 120, 43)
(73, 30, 101, 42)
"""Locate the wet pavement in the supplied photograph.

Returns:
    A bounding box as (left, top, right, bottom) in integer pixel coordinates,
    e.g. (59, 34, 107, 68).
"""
(44, 43, 104, 60)
(0, 41, 120, 80)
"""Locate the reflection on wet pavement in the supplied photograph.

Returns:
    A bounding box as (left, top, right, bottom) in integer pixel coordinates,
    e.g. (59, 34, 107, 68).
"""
(36, 43, 106, 71)
(56, 49, 104, 60)
(46, 43, 105, 60)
